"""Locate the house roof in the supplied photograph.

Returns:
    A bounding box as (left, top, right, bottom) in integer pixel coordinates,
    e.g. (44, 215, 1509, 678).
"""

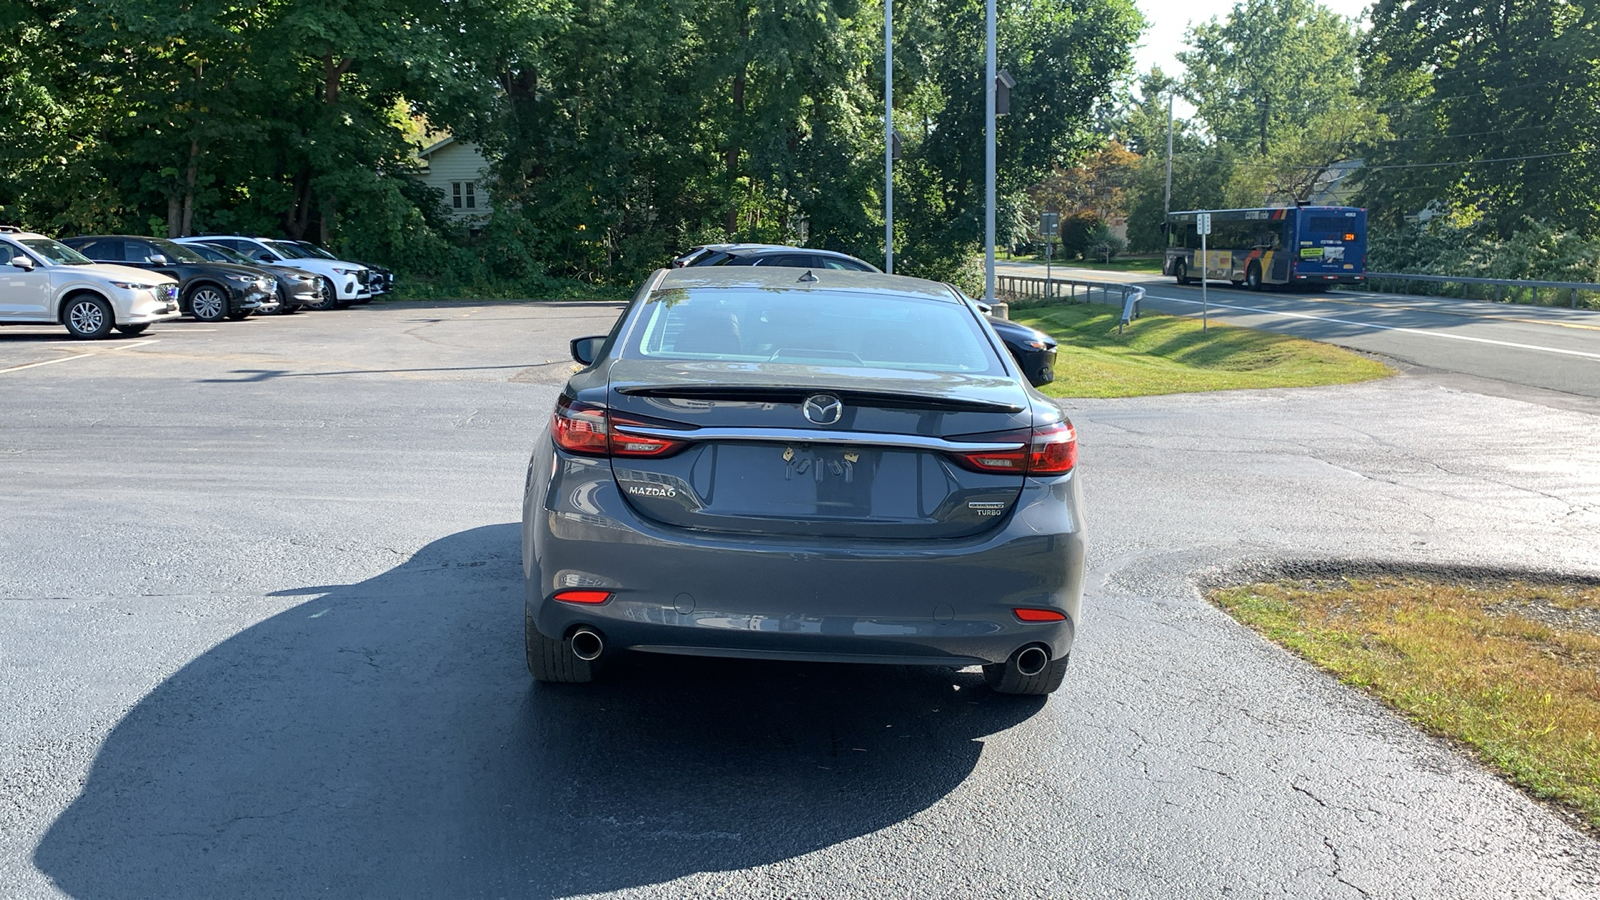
(417, 136, 458, 158)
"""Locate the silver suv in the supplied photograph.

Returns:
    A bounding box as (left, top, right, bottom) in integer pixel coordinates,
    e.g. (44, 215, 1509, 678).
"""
(0, 228, 181, 338)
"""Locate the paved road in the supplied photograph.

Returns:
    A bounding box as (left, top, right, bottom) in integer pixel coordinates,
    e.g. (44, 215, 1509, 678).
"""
(2, 304, 1598, 898)
(997, 261, 1600, 406)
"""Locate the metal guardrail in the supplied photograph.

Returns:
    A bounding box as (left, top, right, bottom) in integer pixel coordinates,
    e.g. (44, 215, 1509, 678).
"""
(1366, 272, 1599, 309)
(995, 275, 1145, 333)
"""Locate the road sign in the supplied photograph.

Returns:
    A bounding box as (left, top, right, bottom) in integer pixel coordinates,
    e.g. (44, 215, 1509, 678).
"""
(1040, 212, 1059, 237)
(1197, 212, 1212, 235)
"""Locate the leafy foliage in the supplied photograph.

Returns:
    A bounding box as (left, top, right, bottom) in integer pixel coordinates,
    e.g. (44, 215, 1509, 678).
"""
(2, 0, 1142, 291)
(1362, 0, 1600, 239)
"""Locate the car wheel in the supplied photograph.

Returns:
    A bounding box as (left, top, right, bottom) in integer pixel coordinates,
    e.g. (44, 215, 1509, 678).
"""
(525, 608, 596, 683)
(305, 278, 338, 311)
(188, 285, 228, 321)
(115, 323, 150, 336)
(1174, 259, 1191, 286)
(983, 647, 1068, 695)
(1246, 262, 1263, 291)
(62, 295, 114, 339)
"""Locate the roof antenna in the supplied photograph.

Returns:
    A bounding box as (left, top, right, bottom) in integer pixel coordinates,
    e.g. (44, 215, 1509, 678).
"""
(797, 270, 818, 283)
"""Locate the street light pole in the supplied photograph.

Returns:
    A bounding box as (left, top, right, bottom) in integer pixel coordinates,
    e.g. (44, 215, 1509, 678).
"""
(984, 0, 996, 302)
(884, 0, 893, 274)
(1163, 91, 1174, 216)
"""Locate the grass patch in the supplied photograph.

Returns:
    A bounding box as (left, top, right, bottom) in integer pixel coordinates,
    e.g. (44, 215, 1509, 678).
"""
(1004, 255, 1165, 275)
(1012, 303, 1391, 398)
(1211, 576, 1600, 832)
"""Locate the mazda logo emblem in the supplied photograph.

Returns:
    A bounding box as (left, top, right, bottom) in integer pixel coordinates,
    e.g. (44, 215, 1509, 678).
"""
(802, 394, 844, 426)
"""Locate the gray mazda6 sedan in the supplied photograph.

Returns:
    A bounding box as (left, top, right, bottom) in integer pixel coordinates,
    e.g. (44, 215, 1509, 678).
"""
(521, 266, 1086, 694)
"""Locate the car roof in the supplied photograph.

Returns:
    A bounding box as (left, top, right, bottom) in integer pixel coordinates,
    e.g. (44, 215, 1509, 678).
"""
(652, 266, 963, 302)
(696, 243, 865, 258)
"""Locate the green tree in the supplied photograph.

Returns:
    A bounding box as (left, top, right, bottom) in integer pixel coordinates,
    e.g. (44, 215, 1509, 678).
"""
(1362, 0, 1600, 237)
(1180, 0, 1385, 205)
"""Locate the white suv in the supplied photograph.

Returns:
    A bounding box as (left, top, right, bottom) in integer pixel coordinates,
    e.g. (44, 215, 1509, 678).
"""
(176, 236, 371, 309)
(1, 228, 181, 338)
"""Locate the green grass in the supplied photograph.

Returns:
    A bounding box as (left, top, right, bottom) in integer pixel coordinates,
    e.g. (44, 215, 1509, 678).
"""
(1004, 255, 1164, 275)
(1211, 577, 1600, 833)
(1012, 302, 1392, 398)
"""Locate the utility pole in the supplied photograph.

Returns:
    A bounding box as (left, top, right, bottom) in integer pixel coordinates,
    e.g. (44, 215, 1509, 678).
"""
(1163, 91, 1174, 216)
(984, 0, 997, 302)
(884, 0, 893, 274)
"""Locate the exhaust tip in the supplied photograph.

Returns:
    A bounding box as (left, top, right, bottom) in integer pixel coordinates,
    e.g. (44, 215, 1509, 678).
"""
(570, 628, 604, 662)
(1015, 645, 1050, 677)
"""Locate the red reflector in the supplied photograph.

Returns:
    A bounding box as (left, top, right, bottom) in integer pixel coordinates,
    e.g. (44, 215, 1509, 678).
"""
(1014, 608, 1067, 622)
(554, 590, 612, 604)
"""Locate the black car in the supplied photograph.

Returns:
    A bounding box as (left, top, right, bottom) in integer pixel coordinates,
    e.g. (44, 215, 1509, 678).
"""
(985, 316, 1058, 386)
(62, 236, 276, 322)
(673, 243, 883, 272)
(183, 241, 318, 314)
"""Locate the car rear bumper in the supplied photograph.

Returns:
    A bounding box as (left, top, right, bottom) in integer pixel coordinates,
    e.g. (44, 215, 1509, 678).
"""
(525, 446, 1086, 666)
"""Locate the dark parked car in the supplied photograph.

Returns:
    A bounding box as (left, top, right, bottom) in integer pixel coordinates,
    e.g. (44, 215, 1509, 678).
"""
(522, 266, 1085, 695)
(673, 243, 883, 272)
(61, 236, 275, 321)
(288, 241, 392, 301)
(182, 241, 318, 314)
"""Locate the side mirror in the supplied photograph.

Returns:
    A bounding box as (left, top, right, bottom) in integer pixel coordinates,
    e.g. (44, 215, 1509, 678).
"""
(570, 335, 607, 366)
(9, 255, 35, 271)
(145, 254, 168, 266)
(974, 300, 993, 315)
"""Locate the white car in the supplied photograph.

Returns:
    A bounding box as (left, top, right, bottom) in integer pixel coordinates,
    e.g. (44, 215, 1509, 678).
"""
(0, 228, 181, 339)
(175, 235, 371, 309)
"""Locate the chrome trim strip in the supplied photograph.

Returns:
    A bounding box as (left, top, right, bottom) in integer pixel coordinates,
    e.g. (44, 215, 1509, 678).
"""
(612, 424, 1024, 453)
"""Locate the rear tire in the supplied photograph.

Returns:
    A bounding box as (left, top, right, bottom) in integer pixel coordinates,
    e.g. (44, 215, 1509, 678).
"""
(1174, 259, 1191, 286)
(1246, 262, 1263, 291)
(983, 650, 1069, 695)
(525, 607, 596, 683)
(62, 295, 114, 339)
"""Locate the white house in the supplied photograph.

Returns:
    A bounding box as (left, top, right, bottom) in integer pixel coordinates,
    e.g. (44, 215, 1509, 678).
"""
(417, 137, 492, 222)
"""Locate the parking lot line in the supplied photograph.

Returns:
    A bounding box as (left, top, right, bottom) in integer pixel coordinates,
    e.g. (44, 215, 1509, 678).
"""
(0, 339, 159, 375)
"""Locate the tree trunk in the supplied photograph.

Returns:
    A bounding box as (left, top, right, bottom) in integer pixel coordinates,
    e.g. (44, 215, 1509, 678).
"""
(180, 138, 200, 236)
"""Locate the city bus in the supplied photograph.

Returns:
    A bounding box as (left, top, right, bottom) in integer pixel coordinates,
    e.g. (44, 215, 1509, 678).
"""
(1161, 205, 1367, 290)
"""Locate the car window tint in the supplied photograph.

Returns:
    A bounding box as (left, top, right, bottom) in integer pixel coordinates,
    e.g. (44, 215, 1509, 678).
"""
(820, 257, 871, 271)
(76, 239, 125, 262)
(628, 288, 1003, 374)
(125, 241, 161, 263)
(755, 255, 813, 268)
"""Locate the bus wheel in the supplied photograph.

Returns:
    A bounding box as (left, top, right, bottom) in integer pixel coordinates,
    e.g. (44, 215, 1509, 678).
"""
(1174, 259, 1192, 286)
(1246, 262, 1263, 291)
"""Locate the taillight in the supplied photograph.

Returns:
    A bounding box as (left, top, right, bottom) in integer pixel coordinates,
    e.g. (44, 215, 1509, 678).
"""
(552, 397, 610, 455)
(1013, 608, 1067, 622)
(949, 420, 1077, 476)
(1027, 421, 1077, 474)
(554, 589, 612, 604)
(551, 396, 686, 458)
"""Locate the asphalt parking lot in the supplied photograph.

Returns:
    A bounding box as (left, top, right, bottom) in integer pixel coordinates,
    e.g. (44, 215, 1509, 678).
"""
(3, 303, 1599, 898)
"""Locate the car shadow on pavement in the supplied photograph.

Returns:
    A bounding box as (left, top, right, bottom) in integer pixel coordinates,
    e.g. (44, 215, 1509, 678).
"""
(36, 523, 1041, 898)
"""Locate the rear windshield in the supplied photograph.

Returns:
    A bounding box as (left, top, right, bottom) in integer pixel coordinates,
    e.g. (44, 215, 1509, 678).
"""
(624, 288, 1005, 374)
